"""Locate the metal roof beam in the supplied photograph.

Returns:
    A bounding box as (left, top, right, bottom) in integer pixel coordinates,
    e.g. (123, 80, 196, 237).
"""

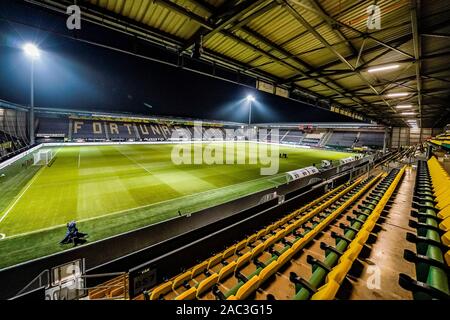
(282, 0, 400, 122)
(287, 0, 414, 59)
(283, 35, 413, 84)
(236, 25, 369, 110)
(181, 0, 268, 52)
(411, 0, 423, 127)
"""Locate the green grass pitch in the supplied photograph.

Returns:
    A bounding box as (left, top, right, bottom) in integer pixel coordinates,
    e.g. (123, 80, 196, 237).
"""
(0, 142, 353, 268)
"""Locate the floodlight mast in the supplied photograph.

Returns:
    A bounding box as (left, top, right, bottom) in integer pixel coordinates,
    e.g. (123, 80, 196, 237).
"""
(23, 43, 40, 145)
(246, 95, 255, 125)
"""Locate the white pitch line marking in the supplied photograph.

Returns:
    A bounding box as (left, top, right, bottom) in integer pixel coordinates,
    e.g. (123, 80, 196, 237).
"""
(0, 233, 5, 240)
(115, 146, 152, 174)
(3, 172, 286, 240)
(0, 167, 45, 224)
(0, 147, 61, 225)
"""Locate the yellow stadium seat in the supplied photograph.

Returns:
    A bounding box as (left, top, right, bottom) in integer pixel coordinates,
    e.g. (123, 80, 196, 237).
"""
(442, 231, 450, 247)
(255, 229, 265, 240)
(150, 281, 173, 300)
(191, 261, 208, 278)
(263, 236, 277, 251)
(445, 251, 450, 267)
(438, 205, 450, 220)
(196, 274, 219, 297)
(207, 253, 223, 270)
(218, 261, 237, 282)
(291, 238, 306, 253)
(353, 230, 370, 246)
(341, 243, 363, 262)
(326, 259, 353, 284)
(436, 190, 450, 209)
(284, 223, 296, 235)
(250, 243, 265, 260)
(277, 248, 294, 266)
(311, 280, 340, 300)
(173, 271, 192, 290)
(234, 240, 247, 254)
(265, 225, 275, 235)
(246, 234, 257, 245)
(259, 260, 279, 284)
(175, 287, 197, 300)
(274, 230, 286, 241)
(362, 220, 376, 233)
(222, 246, 236, 260)
(227, 295, 237, 300)
(235, 252, 252, 271)
(235, 275, 260, 300)
(439, 218, 450, 233)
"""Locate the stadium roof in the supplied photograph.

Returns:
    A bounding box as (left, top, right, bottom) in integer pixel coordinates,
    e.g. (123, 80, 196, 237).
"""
(26, 0, 450, 128)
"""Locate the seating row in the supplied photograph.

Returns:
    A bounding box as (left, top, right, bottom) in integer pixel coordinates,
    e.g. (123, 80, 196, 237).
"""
(145, 177, 371, 300)
(310, 166, 405, 299)
(400, 157, 450, 299)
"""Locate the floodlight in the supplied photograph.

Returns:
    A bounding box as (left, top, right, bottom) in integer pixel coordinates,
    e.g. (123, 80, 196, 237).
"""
(246, 95, 255, 102)
(386, 92, 409, 98)
(367, 64, 399, 73)
(23, 43, 40, 59)
(396, 104, 413, 109)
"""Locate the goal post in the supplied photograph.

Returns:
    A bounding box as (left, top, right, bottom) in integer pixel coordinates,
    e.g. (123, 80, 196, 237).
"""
(33, 149, 54, 166)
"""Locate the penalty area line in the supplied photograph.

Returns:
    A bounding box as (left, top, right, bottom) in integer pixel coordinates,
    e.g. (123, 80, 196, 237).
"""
(0, 147, 62, 225)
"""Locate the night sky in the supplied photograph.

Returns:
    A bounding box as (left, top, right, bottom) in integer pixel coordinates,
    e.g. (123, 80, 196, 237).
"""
(0, 0, 360, 124)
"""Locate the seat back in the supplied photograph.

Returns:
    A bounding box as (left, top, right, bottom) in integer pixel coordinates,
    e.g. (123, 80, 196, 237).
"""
(191, 261, 208, 278)
(196, 274, 219, 297)
(235, 275, 260, 300)
(175, 287, 197, 300)
(150, 281, 173, 300)
(259, 260, 279, 284)
(218, 261, 237, 282)
(172, 271, 192, 290)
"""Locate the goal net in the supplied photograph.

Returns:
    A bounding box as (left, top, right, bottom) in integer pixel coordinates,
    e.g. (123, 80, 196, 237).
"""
(33, 149, 54, 166)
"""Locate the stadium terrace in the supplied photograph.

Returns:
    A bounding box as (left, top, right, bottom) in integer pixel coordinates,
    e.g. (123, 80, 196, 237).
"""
(0, 0, 449, 308)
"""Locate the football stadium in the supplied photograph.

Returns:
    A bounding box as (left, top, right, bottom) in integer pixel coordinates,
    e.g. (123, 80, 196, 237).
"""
(0, 0, 449, 306)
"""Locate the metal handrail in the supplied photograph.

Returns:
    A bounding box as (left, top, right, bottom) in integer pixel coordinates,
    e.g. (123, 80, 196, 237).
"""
(15, 269, 50, 297)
